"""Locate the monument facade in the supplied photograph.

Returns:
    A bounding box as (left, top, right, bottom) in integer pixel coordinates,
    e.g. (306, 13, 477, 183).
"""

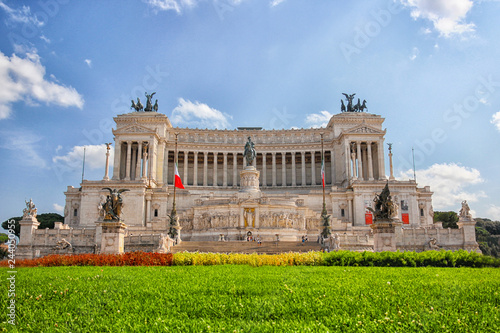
(15, 94, 480, 257)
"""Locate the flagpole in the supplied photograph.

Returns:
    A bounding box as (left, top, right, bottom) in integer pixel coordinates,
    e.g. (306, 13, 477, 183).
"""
(81, 147, 86, 184)
(172, 133, 179, 216)
(321, 133, 325, 211)
(320, 132, 330, 241)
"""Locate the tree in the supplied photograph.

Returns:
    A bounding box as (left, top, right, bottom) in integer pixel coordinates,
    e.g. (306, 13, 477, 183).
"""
(475, 218, 500, 258)
(1, 213, 64, 237)
(0, 233, 8, 244)
(433, 211, 458, 229)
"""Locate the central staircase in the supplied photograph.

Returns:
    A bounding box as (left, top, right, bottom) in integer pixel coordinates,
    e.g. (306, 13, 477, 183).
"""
(170, 241, 322, 254)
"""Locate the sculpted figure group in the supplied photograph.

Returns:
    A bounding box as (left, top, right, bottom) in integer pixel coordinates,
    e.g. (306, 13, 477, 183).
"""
(131, 92, 158, 112)
(341, 93, 367, 112)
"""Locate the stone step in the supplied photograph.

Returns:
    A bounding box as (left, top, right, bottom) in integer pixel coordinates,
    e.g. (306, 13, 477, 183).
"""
(171, 241, 322, 254)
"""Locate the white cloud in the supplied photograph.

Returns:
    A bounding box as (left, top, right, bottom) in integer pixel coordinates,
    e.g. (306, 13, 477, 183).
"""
(400, 0, 475, 37)
(486, 205, 500, 221)
(144, 0, 279, 13)
(0, 1, 44, 27)
(409, 47, 419, 61)
(398, 163, 486, 210)
(304, 110, 332, 128)
(0, 50, 84, 119)
(53, 144, 114, 171)
(271, 0, 286, 7)
(0, 129, 47, 168)
(143, 0, 197, 13)
(491, 111, 500, 132)
(40, 35, 51, 44)
(171, 98, 232, 129)
(53, 203, 64, 213)
(84, 59, 92, 68)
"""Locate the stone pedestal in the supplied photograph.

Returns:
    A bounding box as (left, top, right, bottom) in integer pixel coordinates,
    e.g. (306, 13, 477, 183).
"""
(240, 166, 260, 193)
(17, 216, 40, 259)
(370, 220, 401, 252)
(97, 221, 127, 254)
(172, 225, 182, 245)
(457, 217, 481, 253)
(19, 216, 40, 246)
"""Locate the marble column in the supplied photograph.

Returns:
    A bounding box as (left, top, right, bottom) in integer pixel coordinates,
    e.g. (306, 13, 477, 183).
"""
(233, 153, 238, 187)
(331, 149, 335, 185)
(147, 142, 153, 180)
(378, 139, 386, 180)
(213, 152, 218, 186)
(183, 151, 189, 185)
(136, 142, 143, 181)
(223, 152, 228, 187)
(346, 142, 351, 181)
(367, 142, 374, 180)
(141, 143, 148, 180)
(262, 153, 267, 187)
(104, 144, 111, 181)
(193, 152, 198, 186)
(272, 152, 277, 187)
(156, 141, 164, 184)
(301, 151, 306, 186)
(203, 152, 208, 186)
(311, 151, 316, 185)
(163, 148, 168, 185)
(112, 140, 121, 180)
(356, 142, 363, 180)
(291, 152, 296, 186)
(125, 141, 132, 180)
(130, 144, 137, 180)
(281, 152, 286, 187)
(351, 144, 357, 180)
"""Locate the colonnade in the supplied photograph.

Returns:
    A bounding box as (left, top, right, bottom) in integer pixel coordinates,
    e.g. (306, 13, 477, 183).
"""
(163, 150, 335, 188)
(112, 139, 387, 185)
(346, 140, 385, 181)
(112, 140, 156, 181)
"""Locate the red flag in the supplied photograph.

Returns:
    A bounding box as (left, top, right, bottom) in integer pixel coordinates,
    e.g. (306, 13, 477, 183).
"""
(321, 156, 325, 188)
(174, 162, 185, 189)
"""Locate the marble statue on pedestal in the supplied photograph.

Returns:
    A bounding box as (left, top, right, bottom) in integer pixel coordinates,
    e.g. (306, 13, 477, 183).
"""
(23, 198, 37, 218)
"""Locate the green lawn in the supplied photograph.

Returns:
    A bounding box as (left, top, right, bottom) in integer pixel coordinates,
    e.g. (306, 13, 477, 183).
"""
(1, 266, 499, 332)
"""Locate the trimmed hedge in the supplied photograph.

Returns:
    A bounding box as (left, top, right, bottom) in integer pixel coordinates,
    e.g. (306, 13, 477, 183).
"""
(2, 250, 499, 268)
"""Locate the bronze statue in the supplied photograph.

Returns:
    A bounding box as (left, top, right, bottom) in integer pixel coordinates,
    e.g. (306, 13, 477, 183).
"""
(101, 188, 130, 221)
(144, 92, 156, 112)
(244, 137, 256, 166)
(341, 93, 367, 112)
(342, 93, 356, 112)
(367, 183, 395, 221)
(360, 100, 367, 112)
(153, 99, 158, 112)
(131, 98, 144, 112)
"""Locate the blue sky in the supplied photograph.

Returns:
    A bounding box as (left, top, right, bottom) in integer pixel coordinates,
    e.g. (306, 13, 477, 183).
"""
(0, 0, 499, 223)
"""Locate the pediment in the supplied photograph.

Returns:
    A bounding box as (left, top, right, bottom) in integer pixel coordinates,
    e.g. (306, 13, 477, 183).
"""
(113, 124, 154, 135)
(343, 124, 385, 135)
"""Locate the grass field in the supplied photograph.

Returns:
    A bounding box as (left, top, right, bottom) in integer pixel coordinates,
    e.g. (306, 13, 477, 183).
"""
(1, 266, 499, 332)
